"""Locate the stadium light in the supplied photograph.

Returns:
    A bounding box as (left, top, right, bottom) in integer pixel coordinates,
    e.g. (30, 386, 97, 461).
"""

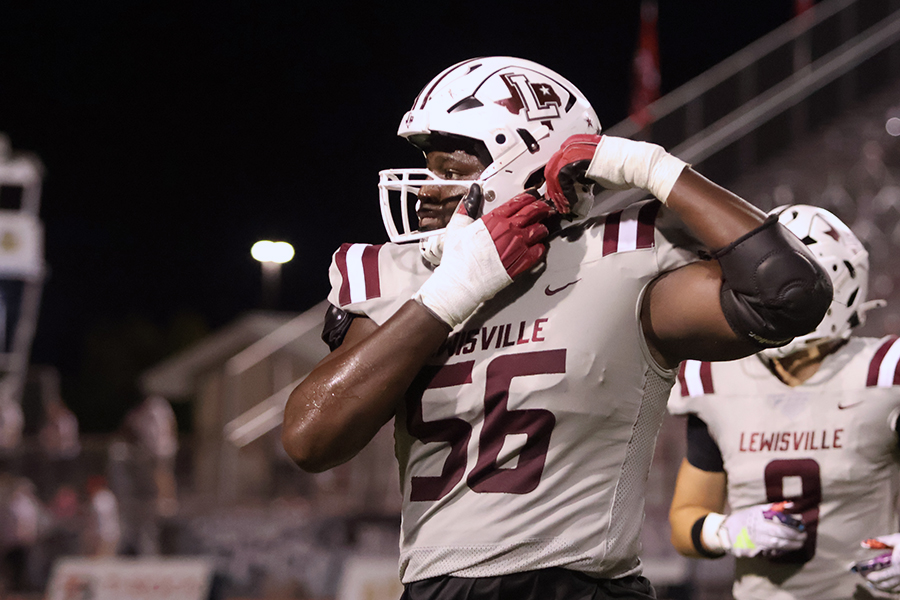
(886, 117, 900, 137)
(251, 240, 294, 308)
(251, 240, 294, 263)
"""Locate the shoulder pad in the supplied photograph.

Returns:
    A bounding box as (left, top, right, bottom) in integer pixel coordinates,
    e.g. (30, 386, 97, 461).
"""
(866, 335, 900, 388)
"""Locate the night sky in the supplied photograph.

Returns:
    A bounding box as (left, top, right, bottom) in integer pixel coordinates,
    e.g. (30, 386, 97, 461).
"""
(0, 1, 800, 429)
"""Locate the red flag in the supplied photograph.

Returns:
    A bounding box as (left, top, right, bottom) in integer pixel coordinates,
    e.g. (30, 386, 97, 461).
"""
(795, 0, 814, 16)
(629, 0, 660, 128)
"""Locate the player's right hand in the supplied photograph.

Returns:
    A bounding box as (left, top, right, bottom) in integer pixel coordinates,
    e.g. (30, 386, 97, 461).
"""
(481, 190, 552, 278)
(414, 184, 551, 328)
(545, 134, 603, 215)
(705, 502, 806, 558)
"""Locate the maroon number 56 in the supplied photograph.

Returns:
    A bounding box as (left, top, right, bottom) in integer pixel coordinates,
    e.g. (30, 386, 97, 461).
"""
(405, 349, 565, 501)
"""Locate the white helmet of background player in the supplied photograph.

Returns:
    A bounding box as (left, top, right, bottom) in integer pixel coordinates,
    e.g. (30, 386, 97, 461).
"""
(762, 204, 884, 360)
(378, 56, 600, 248)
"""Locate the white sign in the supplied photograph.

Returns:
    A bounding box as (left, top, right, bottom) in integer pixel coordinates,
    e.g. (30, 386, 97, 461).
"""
(336, 555, 403, 600)
(0, 210, 42, 278)
(46, 557, 214, 600)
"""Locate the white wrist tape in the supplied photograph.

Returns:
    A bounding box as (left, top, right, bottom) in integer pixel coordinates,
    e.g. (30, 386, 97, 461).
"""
(586, 136, 688, 203)
(414, 219, 512, 329)
(700, 512, 729, 553)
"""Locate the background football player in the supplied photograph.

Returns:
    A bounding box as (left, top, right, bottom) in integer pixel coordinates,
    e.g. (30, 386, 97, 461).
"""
(668, 204, 900, 599)
(282, 57, 831, 600)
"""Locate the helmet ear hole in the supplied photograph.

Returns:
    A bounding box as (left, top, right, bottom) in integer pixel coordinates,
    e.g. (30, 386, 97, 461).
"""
(847, 287, 859, 307)
(844, 260, 856, 278)
(524, 168, 545, 191)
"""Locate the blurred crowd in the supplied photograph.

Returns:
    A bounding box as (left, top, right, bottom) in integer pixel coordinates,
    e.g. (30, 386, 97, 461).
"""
(0, 389, 178, 595)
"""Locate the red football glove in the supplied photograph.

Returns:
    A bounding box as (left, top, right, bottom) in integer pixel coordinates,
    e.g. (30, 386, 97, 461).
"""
(545, 134, 603, 214)
(482, 191, 552, 278)
(414, 186, 552, 328)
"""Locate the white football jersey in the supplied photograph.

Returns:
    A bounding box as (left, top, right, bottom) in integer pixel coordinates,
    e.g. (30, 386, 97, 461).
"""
(670, 337, 900, 600)
(328, 200, 702, 583)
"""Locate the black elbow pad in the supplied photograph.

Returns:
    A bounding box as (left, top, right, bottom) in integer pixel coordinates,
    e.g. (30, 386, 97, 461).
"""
(322, 304, 358, 351)
(714, 216, 833, 348)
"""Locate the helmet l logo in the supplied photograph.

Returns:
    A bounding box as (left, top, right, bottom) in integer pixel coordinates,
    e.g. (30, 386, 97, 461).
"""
(498, 73, 561, 121)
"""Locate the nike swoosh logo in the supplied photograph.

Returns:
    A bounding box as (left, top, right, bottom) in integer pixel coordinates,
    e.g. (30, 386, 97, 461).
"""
(545, 279, 581, 296)
(838, 401, 863, 410)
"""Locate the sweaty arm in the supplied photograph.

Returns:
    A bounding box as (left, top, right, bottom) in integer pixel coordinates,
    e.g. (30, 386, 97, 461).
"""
(282, 301, 451, 473)
(546, 135, 832, 369)
(593, 139, 830, 368)
(282, 188, 551, 473)
(669, 414, 728, 558)
(670, 458, 728, 558)
(644, 169, 832, 368)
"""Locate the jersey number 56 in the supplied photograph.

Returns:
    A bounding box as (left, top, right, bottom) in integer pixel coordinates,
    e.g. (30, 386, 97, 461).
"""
(405, 349, 566, 502)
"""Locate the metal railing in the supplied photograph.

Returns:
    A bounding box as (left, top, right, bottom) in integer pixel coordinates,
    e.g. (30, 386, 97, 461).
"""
(216, 300, 329, 501)
(595, 0, 900, 216)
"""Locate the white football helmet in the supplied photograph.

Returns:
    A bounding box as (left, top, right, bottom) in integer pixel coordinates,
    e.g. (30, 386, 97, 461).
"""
(761, 204, 884, 359)
(378, 56, 601, 247)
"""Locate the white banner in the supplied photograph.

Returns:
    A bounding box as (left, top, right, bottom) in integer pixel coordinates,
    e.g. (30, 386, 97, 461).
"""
(46, 557, 214, 600)
(0, 210, 42, 278)
(336, 555, 403, 600)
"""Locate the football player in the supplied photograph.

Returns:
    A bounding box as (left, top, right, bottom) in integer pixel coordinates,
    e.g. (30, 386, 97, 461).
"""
(668, 204, 900, 599)
(282, 57, 832, 600)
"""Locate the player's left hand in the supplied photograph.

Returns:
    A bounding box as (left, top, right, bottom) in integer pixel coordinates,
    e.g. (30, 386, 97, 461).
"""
(703, 501, 806, 558)
(481, 190, 552, 278)
(851, 534, 900, 593)
(415, 185, 552, 328)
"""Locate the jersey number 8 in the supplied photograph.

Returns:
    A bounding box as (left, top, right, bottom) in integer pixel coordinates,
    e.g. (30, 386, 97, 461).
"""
(765, 458, 822, 562)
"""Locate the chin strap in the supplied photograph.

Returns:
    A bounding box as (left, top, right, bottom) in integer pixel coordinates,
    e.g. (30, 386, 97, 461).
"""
(765, 337, 850, 386)
(420, 234, 445, 266)
(768, 347, 821, 387)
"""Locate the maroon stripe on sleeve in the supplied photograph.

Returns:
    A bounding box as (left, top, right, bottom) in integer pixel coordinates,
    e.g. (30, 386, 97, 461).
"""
(867, 336, 898, 387)
(677, 362, 689, 397)
(362, 244, 382, 300)
(699, 362, 714, 394)
(636, 201, 661, 249)
(335, 244, 352, 306)
(602, 211, 622, 256)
